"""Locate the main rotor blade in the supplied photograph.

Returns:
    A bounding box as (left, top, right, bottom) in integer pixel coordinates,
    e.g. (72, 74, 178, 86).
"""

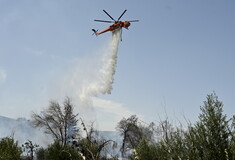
(94, 20, 113, 23)
(117, 9, 127, 21)
(128, 20, 139, 22)
(103, 10, 116, 21)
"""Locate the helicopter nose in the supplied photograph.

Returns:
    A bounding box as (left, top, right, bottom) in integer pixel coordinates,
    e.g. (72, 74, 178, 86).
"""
(124, 21, 131, 28)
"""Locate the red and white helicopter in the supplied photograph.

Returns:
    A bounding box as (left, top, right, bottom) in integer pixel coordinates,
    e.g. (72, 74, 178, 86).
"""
(92, 10, 139, 40)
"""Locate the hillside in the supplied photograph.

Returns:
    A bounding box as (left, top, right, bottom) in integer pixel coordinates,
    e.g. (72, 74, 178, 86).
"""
(0, 116, 121, 149)
(0, 116, 52, 147)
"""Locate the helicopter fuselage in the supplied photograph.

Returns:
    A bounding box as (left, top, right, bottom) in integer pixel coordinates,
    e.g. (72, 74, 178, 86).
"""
(96, 21, 131, 35)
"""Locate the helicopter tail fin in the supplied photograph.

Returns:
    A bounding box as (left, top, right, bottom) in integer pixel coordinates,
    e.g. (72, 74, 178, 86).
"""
(92, 29, 98, 36)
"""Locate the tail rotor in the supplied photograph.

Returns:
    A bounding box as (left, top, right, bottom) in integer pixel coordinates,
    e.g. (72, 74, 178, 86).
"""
(92, 29, 98, 36)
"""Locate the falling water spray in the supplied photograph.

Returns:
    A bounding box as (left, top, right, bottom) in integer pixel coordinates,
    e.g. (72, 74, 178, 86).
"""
(101, 29, 121, 94)
(80, 29, 121, 99)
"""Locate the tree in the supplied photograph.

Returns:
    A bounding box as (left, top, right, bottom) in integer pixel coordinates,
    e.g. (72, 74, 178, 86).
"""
(75, 119, 117, 160)
(0, 137, 22, 160)
(191, 93, 231, 160)
(116, 115, 154, 158)
(32, 97, 79, 146)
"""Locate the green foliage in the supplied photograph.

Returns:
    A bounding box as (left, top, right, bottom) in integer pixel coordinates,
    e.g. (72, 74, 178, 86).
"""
(193, 93, 231, 160)
(0, 137, 22, 160)
(183, 126, 202, 159)
(135, 138, 158, 160)
(45, 141, 82, 160)
(164, 128, 187, 159)
(150, 128, 188, 160)
(230, 116, 235, 159)
(1, 92, 233, 160)
(77, 138, 99, 160)
(133, 92, 235, 160)
(35, 147, 46, 160)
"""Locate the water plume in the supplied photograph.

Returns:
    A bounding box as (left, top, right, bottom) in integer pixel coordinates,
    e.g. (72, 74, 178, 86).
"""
(80, 29, 121, 99)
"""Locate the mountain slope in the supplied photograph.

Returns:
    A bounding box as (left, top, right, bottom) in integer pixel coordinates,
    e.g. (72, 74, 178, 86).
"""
(0, 116, 52, 147)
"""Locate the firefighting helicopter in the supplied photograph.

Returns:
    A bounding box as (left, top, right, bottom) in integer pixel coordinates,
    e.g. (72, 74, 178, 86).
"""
(92, 9, 139, 40)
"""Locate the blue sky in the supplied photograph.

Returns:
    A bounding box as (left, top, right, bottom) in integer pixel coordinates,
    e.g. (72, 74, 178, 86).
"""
(0, 0, 235, 130)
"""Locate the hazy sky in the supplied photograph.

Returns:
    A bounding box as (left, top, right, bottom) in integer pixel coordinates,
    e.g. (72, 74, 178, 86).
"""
(1, 0, 235, 130)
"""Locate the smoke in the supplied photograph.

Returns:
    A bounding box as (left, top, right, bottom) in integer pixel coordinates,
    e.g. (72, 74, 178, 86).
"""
(0, 116, 52, 147)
